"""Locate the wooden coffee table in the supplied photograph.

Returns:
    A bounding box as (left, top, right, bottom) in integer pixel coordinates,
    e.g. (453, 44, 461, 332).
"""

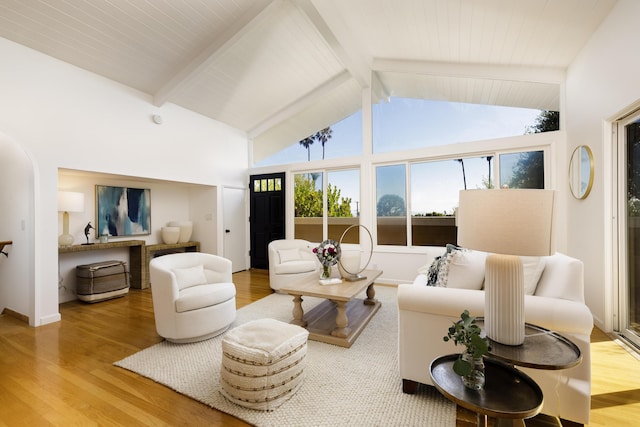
(280, 269, 382, 348)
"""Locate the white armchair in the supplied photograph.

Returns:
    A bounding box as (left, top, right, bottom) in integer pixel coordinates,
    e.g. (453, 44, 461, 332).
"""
(268, 239, 320, 292)
(149, 252, 236, 343)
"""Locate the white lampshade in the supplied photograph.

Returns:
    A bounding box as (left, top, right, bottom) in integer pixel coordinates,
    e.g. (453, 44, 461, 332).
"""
(58, 191, 85, 213)
(457, 189, 554, 256)
(457, 189, 555, 345)
(58, 191, 85, 247)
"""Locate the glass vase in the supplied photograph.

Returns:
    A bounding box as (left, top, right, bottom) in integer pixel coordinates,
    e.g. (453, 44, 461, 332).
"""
(321, 264, 331, 280)
(460, 352, 485, 390)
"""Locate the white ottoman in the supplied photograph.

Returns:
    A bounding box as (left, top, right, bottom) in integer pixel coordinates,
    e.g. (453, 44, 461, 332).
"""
(220, 318, 309, 410)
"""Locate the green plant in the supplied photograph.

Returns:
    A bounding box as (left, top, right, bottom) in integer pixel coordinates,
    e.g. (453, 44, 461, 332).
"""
(443, 310, 490, 376)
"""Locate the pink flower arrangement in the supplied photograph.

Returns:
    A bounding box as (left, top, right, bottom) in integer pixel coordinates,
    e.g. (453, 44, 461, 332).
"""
(313, 240, 341, 266)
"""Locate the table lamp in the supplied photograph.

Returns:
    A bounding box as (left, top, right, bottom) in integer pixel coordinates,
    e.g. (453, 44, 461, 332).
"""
(457, 189, 555, 346)
(58, 191, 85, 247)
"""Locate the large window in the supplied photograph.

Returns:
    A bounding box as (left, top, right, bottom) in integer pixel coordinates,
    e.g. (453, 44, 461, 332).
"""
(294, 172, 323, 242)
(328, 169, 359, 243)
(410, 157, 493, 246)
(255, 111, 362, 166)
(376, 164, 407, 246)
(376, 151, 546, 247)
(499, 151, 545, 189)
(256, 82, 554, 250)
(294, 169, 360, 243)
(373, 97, 544, 154)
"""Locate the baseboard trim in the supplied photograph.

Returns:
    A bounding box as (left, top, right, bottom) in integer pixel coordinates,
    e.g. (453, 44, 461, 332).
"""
(1, 307, 29, 324)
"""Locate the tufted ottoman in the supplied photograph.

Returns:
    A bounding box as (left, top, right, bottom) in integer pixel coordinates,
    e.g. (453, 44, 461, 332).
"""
(220, 318, 309, 410)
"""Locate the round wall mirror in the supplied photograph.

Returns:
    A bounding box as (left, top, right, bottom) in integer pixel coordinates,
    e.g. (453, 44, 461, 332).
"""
(569, 145, 594, 199)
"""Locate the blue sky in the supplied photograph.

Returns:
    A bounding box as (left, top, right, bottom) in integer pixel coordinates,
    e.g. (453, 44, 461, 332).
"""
(258, 98, 543, 215)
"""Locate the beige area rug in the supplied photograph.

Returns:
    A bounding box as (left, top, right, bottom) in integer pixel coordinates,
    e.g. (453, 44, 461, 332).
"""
(114, 285, 455, 426)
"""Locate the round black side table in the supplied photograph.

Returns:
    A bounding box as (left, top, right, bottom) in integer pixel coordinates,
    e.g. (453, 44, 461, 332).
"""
(477, 319, 582, 370)
(430, 354, 543, 427)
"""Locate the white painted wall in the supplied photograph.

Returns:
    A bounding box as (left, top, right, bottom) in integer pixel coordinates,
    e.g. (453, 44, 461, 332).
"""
(0, 133, 34, 319)
(565, 0, 640, 331)
(0, 37, 248, 325)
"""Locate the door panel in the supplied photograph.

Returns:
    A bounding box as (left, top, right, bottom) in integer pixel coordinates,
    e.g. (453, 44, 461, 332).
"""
(250, 173, 285, 269)
(619, 113, 640, 348)
(223, 187, 246, 272)
(613, 111, 640, 352)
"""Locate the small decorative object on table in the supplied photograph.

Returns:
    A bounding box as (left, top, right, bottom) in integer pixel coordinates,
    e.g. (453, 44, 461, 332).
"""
(313, 239, 341, 280)
(82, 222, 95, 245)
(443, 310, 490, 390)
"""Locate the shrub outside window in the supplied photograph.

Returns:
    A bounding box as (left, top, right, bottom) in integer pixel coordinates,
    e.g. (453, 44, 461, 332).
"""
(328, 169, 360, 243)
(294, 172, 323, 242)
(499, 151, 545, 189)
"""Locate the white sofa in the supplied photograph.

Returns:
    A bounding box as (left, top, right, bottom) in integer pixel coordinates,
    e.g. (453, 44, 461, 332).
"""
(149, 252, 236, 343)
(398, 246, 594, 426)
(268, 239, 321, 292)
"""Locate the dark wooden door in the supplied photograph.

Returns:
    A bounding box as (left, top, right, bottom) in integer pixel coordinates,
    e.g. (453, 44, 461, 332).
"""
(249, 173, 285, 269)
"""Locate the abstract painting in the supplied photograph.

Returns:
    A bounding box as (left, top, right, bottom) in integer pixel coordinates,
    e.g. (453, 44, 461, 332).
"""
(96, 185, 151, 237)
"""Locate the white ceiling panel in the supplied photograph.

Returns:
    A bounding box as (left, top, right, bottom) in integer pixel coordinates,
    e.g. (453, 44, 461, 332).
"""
(170, 0, 345, 131)
(0, 0, 618, 157)
(315, 0, 616, 67)
(0, 0, 263, 93)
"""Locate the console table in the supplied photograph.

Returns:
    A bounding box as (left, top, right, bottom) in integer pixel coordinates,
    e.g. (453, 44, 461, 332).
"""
(144, 241, 200, 288)
(59, 240, 201, 290)
(59, 240, 145, 289)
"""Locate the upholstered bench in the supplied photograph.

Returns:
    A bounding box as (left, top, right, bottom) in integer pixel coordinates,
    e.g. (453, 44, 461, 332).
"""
(220, 318, 309, 411)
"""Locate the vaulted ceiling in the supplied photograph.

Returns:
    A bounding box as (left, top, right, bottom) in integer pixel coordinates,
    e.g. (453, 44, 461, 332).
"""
(0, 0, 617, 161)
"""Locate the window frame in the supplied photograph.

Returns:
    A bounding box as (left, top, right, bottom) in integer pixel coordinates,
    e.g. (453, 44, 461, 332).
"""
(292, 166, 362, 243)
(372, 144, 551, 249)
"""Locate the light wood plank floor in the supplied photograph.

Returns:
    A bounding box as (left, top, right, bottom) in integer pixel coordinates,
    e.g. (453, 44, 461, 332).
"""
(0, 269, 638, 426)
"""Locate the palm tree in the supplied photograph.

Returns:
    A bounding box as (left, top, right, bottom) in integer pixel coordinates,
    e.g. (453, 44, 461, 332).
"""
(315, 127, 333, 159)
(299, 136, 314, 161)
(455, 159, 467, 190)
(299, 126, 333, 160)
(484, 156, 493, 188)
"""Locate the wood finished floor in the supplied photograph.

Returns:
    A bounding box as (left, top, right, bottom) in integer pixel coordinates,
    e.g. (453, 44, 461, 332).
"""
(0, 269, 638, 426)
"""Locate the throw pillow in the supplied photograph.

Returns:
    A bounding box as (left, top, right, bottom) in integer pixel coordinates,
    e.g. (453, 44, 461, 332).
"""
(445, 248, 487, 290)
(425, 244, 461, 287)
(173, 264, 208, 289)
(278, 248, 301, 263)
(424, 255, 442, 286)
(521, 256, 546, 295)
(416, 260, 431, 276)
(425, 253, 448, 286)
